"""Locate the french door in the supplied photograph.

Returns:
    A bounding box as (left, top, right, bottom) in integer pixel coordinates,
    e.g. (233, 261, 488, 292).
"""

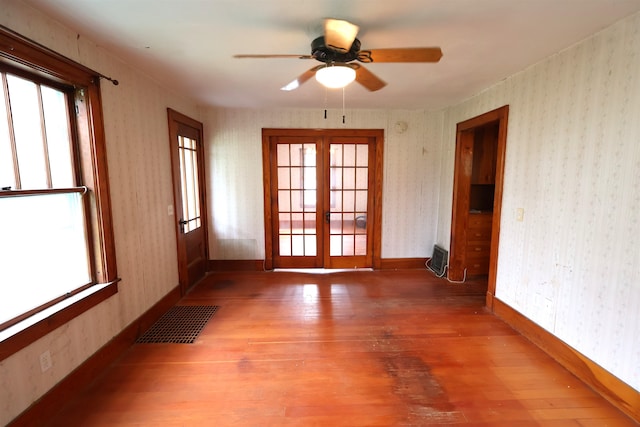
(262, 129, 383, 270)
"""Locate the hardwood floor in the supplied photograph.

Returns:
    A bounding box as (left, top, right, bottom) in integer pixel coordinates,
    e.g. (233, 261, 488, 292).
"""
(46, 269, 636, 426)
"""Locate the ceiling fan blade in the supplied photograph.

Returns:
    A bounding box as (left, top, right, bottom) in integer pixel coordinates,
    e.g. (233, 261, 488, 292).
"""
(361, 47, 443, 63)
(324, 18, 359, 53)
(281, 65, 324, 91)
(234, 54, 314, 59)
(349, 64, 386, 92)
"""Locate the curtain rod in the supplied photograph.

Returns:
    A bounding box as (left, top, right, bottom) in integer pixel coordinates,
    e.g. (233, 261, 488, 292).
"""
(0, 24, 119, 85)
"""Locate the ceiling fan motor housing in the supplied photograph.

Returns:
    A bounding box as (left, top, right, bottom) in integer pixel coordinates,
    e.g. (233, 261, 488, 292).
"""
(311, 36, 361, 63)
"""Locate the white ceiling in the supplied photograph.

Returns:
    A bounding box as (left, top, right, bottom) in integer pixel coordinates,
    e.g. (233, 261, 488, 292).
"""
(22, 0, 640, 110)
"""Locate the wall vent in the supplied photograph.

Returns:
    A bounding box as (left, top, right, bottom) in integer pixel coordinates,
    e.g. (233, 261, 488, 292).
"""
(428, 245, 448, 276)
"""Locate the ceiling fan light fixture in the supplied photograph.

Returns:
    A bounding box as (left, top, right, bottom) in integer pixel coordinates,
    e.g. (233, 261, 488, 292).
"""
(315, 65, 356, 89)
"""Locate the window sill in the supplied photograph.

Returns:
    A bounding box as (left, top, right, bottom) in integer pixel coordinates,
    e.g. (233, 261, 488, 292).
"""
(0, 280, 119, 361)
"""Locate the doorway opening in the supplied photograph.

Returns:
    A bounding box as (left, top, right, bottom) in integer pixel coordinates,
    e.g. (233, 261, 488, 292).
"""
(449, 106, 508, 308)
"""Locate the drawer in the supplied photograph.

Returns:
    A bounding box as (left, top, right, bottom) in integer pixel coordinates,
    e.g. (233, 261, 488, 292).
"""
(466, 241, 490, 254)
(468, 213, 492, 230)
(467, 227, 492, 241)
(466, 258, 490, 275)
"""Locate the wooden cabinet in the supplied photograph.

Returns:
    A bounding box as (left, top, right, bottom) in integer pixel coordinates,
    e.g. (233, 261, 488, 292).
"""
(466, 213, 492, 275)
(465, 122, 498, 276)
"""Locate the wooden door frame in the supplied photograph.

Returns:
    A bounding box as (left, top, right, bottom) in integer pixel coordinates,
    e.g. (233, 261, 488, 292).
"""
(262, 128, 384, 270)
(449, 106, 508, 308)
(168, 108, 209, 295)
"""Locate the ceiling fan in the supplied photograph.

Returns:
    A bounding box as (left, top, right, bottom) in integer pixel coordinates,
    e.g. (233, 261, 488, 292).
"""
(234, 18, 443, 92)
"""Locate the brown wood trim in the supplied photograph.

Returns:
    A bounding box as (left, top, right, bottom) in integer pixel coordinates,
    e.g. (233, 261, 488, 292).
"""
(449, 105, 509, 300)
(0, 281, 118, 362)
(209, 260, 265, 271)
(379, 258, 428, 270)
(7, 285, 181, 427)
(85, 83, 118, 283)
(486, 106, 508, 305)
(261, 132, 274, 271)
(492, 297, 640, 422)
(0, 25, 109, 87)
(0, 187, 85, 197)
(208, 259, 432, 271)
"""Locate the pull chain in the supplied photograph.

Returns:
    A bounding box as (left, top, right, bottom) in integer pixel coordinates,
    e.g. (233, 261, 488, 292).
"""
(324, 86, 328, 120)
(342, 87, 346, 124)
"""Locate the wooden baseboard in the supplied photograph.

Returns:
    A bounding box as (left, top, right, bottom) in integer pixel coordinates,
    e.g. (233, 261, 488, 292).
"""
(378, 258, 428, 270)
(492, 297, 640, 422)
(209, 259, 429, 271)
(209, 259, 264, 271)
(9, 285, 181, 427)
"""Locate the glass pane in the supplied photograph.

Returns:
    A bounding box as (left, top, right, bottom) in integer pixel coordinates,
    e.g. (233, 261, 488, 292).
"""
(277, 167, 290, 189)
(42, 86, 74, 187)
(355, 213, 367, 234)
(291, 212, 303, 233)
(290, 144, 302, 166)
(279, 235, 291, 256)
(356, 144, 368, 167)
(330, 213, 342, 234)
(343, 144, 356, 166)
(355, 235, 367, 255)
(291, 190, 303, 212)
(279, 213, 291, 234)
(0, 192, 91, 326)
(178, 136, 201, 233)
(330, 235, 342, 256)
(292, 235, 304, 256)
(355, 168, 368, 189)
(355, 190, 368, 211)
(342, 235, 355, 256)
(277, 144, 290, 166)
(303, 145, 316, 166)
(0, 82, 15, 189)
(7, 74, 47, 189)
(330, 168, 342, 190)
(278, 190, 291, 211)
(303, 167, 315, 189)
(335, 190, 344, 210)
(343, 190, 355, 212)
(305, 235, 317, 256)
(290, 167, 301, 189)
(343, 168, 355, 189)
(332, 144, 343, 167)
(303, 190, 316, 210)
(191, 147, 201, 219)
(343, 212, 355, 233)
(304, 213, 316, 234)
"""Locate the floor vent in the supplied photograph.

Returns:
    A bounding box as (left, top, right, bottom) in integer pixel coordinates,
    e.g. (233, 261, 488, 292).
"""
(136, 305, 219, 344)
(428, 245, 448, 276)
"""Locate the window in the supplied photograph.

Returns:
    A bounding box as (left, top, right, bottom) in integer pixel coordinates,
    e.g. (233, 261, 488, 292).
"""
(177, 135, 202, 233)
(0, 27, 117, 359)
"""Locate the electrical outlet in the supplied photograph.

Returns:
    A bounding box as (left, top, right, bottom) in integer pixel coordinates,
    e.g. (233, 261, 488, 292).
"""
(39, 350, 52, 373)
(516, 208, 524, 222)
(168, 204, 174, 216)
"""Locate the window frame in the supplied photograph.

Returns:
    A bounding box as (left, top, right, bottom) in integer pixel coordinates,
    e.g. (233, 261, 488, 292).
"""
(0, 27, 118, 361)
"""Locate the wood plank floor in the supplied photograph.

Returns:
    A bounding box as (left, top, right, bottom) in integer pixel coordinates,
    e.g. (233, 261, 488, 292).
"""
(46, 269, 636, 426)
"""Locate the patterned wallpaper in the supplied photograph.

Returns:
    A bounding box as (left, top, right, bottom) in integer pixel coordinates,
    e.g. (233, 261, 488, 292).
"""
(203, 107, 444, 259)
(0, 2, 201, 424)
(438, 12, 640, 390)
